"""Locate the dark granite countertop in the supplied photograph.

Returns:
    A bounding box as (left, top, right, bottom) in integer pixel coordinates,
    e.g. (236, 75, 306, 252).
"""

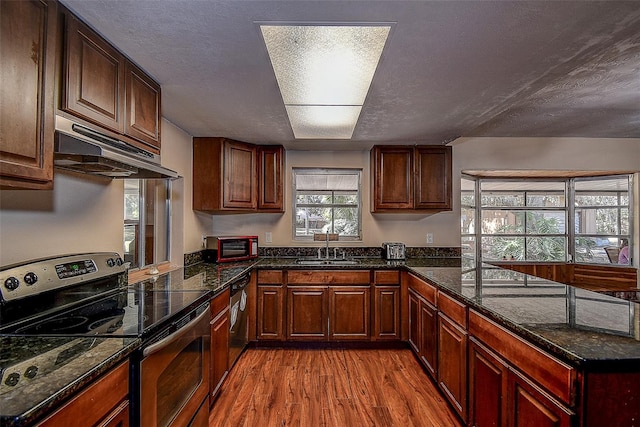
(178, 256, 640, 367)
(408, 263, 640, 368)
(0, 336, 139, 426)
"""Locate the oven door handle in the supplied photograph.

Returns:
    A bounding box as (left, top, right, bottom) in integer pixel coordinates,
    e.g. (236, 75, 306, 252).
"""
(142, 307, 209, 358)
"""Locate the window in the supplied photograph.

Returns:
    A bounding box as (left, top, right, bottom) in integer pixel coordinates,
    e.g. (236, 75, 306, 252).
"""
(462, 174, 633, 265)
(574, 176, 631, 264)
(293, 168, 362, 240)
(124, 179, 171, 269)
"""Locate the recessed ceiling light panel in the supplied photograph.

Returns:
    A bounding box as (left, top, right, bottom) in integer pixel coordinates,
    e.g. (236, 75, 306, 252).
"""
(260, 24, 390, 139)
(285, 105, 362, 139)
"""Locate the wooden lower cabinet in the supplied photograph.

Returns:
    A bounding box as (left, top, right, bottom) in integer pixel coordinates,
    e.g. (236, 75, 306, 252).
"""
(509, 370, 573, 427)
(37, 361, 129, 427)
(330, 286, 370, 340)
(437, 313, 468, 421)
(469, 337, 509, 427)
(287, 287, 328, 340)
(373, 285, 400, 340)
(257, 285, 285, 340)
(210, 289, 230, 403)
(419, 298, 438, 378)
(408, 288, 438, 378)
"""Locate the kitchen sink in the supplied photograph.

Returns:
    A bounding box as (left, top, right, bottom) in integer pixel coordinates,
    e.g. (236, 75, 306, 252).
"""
(295, 258, 360, 266)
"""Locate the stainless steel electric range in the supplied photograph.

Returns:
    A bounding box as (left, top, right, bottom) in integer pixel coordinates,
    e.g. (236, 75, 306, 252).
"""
(0, 253, 211, 427)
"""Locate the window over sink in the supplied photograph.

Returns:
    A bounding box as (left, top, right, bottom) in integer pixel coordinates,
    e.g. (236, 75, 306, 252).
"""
(124, 179, 171, 269)
(293, 168, 362, 241)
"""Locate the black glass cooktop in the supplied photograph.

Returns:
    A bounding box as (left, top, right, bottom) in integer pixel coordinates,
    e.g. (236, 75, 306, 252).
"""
(0, 287, 210, 339)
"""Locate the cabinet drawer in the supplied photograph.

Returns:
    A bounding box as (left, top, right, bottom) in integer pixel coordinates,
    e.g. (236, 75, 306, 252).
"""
(210, 288, 230, 317)
(437, 291, 466, 328)
(407, 273, 437, 305)
(469, 310, 576, 406)
(257, 270, 283, 284)
(287, 270, 370, 285)
(373, 270, 400, 285)
(38, 361, 129, 427)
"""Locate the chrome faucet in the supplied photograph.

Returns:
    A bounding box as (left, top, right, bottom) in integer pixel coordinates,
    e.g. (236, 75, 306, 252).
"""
(325, 231, 330, 259)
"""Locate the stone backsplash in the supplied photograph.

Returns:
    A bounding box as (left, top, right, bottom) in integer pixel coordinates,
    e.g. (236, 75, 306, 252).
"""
(185, 246, 460, 265)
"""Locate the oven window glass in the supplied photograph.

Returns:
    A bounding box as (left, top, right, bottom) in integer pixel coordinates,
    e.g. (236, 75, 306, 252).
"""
(221, 239, 250, 257)
(156, 339, 203, 426)
(124, 179, 171, 269)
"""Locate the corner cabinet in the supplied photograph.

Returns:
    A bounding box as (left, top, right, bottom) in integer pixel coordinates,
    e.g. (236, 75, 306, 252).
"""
(1, 0, 58, 189)
(370, 145, 452, 212)
(193, 138, 284, 213)
(62, 11, 161, 152)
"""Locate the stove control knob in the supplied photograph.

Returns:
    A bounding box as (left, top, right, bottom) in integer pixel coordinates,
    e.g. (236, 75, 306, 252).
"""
(5, 372, 20, 387)
(115, 257, 123, 266)
(24, 272, 38, 286)
(24, 366, 38, 379)
(107, 258, 115, 267)
(4, 277, 19, 291)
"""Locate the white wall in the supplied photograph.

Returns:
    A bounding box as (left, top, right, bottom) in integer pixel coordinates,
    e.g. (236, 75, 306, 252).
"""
(158, 119, 211, 261)
(209, 138, 640, 259)
(0, 119, 200, 267)
(2, 134, 639, 267)
(209, 150, 459, 247)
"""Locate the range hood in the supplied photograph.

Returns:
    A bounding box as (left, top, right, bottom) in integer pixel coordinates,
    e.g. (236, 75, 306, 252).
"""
(54, 115, 179, 180)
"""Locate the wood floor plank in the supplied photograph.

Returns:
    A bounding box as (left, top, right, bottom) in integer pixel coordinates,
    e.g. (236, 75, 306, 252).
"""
(209, 347, 462, 427)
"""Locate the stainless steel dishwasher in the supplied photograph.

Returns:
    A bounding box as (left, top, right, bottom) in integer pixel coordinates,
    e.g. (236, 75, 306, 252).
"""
(228, 273, 250, 367)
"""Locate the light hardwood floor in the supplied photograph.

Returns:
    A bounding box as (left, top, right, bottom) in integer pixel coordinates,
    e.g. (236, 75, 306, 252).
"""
(209, 347, 462, 427)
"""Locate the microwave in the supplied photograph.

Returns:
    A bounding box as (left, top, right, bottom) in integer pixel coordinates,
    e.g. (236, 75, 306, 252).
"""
(204, 236, 258, 263)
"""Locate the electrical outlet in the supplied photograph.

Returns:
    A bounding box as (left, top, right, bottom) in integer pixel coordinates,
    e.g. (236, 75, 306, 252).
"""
(265, 232, 272, 243)
(426, 233, 433, 244)
(201, 235, 207, 248)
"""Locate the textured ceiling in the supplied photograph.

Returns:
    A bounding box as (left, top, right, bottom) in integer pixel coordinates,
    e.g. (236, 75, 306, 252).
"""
(59, 0, 640, 151)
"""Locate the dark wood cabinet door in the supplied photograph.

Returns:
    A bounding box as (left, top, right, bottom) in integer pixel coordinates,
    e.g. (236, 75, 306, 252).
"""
(408, 290, 421, 354)
(257, 285, 284, 340)
(257, 145, 284, 211)
(415, 146, 452, 210)
(469, 338, 508, 427)
(329, 286, 370, 340)
(210, 307, 229, 401)
(0, 0, 56, 189)
(508, 370, 573, 427)
(419, 299, 438, 379)
(223, 140, 257, 209)
(287, 287, 328, 340)
(63, 14, 124, 133)
(124, 61, 161, 150)
(437, 313, 468, 421)
(371, 146, 413, 211)
(373, 286, 400, 340)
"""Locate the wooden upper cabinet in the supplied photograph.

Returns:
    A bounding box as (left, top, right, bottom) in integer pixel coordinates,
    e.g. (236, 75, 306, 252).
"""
(63, 14, 124, 133)
(193, 137, 284, 213)
(371, 146, 414, 210)
(257, 145, 284, 212)
(124, 61, 161, 149)
(223, 140, 257, 209)
(0, 0, 57, 189)
(371, 145, 452, 212)
(62, 11, 161, 152)
(415, 146, 452, 210)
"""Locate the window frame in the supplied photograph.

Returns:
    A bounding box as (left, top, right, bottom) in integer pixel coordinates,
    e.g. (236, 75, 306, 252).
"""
(462, 174, 634, 266)
(123, 179, 172, 269)
(292, 168, 363, 241)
